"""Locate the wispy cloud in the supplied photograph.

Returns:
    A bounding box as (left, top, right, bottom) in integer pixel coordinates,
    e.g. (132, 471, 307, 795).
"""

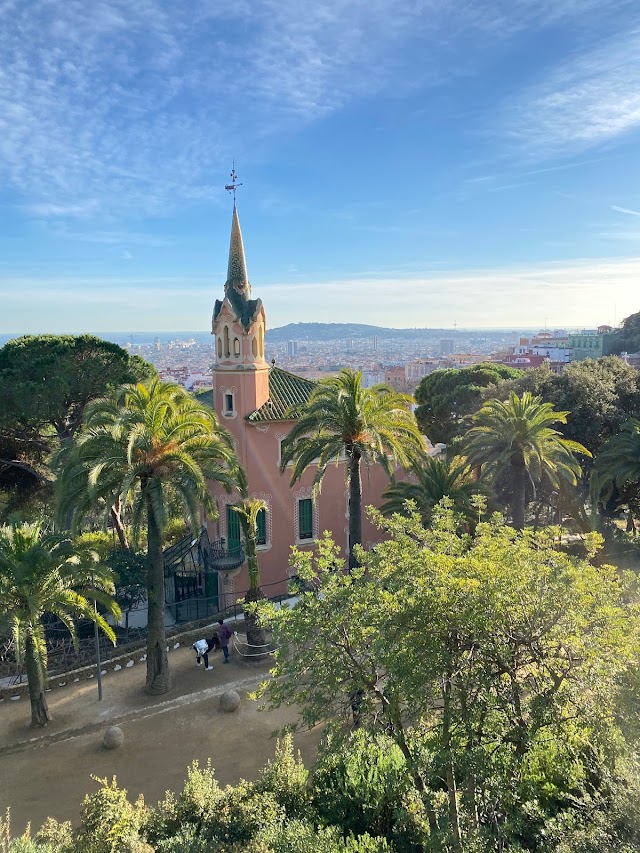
(501, 25, 640, 156)
(1, 0, 632, 220)
(611, 205, 640, 217)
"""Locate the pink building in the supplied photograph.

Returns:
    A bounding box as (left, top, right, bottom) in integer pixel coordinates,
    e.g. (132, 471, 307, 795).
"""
(206, 203, 395, 600)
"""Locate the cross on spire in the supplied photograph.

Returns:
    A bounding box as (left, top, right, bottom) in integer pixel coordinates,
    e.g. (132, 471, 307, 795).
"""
(225, 162, 242, 205)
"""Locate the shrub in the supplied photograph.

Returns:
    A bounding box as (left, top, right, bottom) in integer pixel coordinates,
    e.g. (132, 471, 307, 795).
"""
(71, 776, 146, 853)
(255, 734, 310, 819)
(313, 730, 410, 839)
(200, 782, 285, 846)
(34, 817, 73, 851)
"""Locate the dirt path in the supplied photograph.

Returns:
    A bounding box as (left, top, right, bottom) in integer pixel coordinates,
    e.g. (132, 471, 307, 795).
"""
(0, 642, 322, 834)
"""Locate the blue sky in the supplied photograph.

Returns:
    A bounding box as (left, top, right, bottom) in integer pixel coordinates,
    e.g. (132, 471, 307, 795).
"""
(1, 0, 639, 333)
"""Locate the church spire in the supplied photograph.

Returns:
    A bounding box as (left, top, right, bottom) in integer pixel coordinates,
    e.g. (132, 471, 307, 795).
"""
(213, 165, 263, 333)
(224, 165, 250, 301)
(225, 203, 250, 299)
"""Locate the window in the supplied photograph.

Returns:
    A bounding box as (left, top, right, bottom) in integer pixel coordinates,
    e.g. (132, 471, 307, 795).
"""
(298, 498, 313, 540)
(226, 505, 241, 551)
(233, 337, 241, 357)
(252, 337, 258, 357)
(217, 336, 222, 359)
(224, 326, 230, 358)
(256, 508, 267, 546)
(224, 393, 234, 414)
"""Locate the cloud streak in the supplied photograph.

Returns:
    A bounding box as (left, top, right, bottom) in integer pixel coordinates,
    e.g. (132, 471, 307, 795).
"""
(1, 0, 634, 220)
(611, 205, 640, 217)
(501, 24, 640, 156)
(1, 256, 636, 332)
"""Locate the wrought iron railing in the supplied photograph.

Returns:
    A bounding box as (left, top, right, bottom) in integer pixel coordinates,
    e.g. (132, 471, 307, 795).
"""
(209, 537, 245, 571)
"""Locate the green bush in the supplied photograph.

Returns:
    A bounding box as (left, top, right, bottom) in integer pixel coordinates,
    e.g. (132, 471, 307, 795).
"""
(313, 730, 410, 839)
(154, 826, 211, 852)
(200, 782, 285, 846)
(34, 817, 73, 851)
(145, 760, 222, 843)
(71, 776, 146, 853)
(255, 734, 310, 819)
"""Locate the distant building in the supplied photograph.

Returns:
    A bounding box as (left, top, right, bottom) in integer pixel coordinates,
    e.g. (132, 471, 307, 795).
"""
(567, 326, 616, 361)
(384, 366, 406, 392)
(361, 369, 385, 388)
(494, 354, 549, 370)
(286, 340, 298, 356)
(440, 339, 454, 355)
(154, 336, 161, 351)
(405, 359, 441, 390)
(512, 338, 570, 373)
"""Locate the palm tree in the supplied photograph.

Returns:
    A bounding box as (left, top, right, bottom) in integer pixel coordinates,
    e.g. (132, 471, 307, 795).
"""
(380, 456, 488, 527)
(593, 418, 640, 532)
(0, 521, 119, 727)
(280, 368, 425, 570)
(231, 497, 268, 649)
(464, 391, 590, 531)
(55, 379, 238, 695)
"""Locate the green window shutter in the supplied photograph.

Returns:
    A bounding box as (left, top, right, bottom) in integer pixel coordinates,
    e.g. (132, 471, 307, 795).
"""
(298, 498, 313, 540)
(226, 505, 241, 551)
(256, 508, 267, 545)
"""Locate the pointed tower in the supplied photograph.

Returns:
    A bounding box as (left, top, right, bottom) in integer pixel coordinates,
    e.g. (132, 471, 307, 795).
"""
(212, 171, 269, 425)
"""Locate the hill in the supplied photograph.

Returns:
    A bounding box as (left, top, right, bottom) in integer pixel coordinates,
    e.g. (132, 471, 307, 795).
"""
(266, 323, 455, 342)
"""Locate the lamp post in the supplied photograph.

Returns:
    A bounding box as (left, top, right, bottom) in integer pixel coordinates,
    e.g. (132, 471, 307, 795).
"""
(94, 600, 103, 701)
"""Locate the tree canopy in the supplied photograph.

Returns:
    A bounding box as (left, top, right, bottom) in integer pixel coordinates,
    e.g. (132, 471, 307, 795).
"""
(414, 363, 523, 445)
(281, 368, 424, 570)
(0, 334, 155, 441)
(256, 505, 640, 851)
(499, 356, 640, 458)
(464, 391, 590, 529)
(0, 335, 156, 517)
(0, 521, 119, 727)
(55, 379, 238, 694)
(611, 308, 640, 355)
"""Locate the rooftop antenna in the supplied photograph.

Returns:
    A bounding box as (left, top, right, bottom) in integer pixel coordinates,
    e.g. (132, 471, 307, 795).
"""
(225, 162, 242, 205)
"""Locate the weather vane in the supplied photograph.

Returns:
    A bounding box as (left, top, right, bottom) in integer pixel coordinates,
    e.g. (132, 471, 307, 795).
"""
(225, 162, 242, 204)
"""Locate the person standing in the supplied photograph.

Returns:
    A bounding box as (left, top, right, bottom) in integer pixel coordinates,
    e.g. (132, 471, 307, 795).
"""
(216, 619, 232, 663)
(192, 637, 216, 670)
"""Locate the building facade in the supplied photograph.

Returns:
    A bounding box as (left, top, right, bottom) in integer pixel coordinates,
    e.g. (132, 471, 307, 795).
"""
(206, 203, 397, 599)
(567, 326, 616, 361)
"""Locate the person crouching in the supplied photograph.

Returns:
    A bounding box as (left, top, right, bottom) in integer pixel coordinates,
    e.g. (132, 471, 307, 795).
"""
(192, 637, 217, 671)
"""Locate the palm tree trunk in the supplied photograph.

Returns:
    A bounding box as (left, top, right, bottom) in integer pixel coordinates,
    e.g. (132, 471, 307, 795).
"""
(25, 632, 51, 728)
(110, 498, 129, 550)
(244, 522, 266, 649)
(348, 448, 362, 572)
(145, 491, 171, 695)
(511, 457, 526, 531)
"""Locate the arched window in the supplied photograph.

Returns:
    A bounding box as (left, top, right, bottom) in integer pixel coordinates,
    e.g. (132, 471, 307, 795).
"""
(252, 337, 258, 357)
(224, 326, 230, 359)
(233, 337, 241, 357)
(259, 326, 264, 357)
(217, 336, 222, 359)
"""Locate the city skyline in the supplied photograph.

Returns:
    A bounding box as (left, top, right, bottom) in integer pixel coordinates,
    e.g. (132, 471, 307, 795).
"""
(1, 1, 640, 332)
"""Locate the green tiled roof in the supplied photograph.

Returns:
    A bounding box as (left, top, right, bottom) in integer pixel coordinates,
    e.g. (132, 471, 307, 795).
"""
(246, 367, 316, 423)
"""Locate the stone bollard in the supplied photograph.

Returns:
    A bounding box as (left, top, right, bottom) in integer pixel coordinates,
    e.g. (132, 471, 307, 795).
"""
(103, 725, 124, 749)
(219, 690, 241, 713)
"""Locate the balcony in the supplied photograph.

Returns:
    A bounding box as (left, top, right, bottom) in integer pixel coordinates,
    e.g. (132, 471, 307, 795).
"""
(209, 537, 245, 573)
